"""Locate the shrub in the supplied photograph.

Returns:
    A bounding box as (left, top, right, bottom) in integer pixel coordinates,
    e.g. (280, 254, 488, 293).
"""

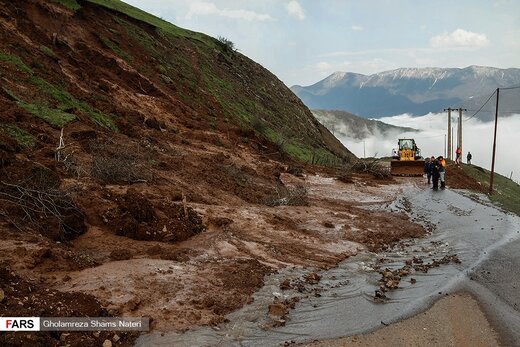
(264, 185, 308, 207)
(217, 36, 236, 54)
(0, 168, 86, 240)
(349, 160, 391, 180)
(89, 140, 152, 184)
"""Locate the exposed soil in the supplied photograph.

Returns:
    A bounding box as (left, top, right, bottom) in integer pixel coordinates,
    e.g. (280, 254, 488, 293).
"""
(0, 0, 452, 342)
(0, 266, 138, 347)
(445, 163, 488, 192)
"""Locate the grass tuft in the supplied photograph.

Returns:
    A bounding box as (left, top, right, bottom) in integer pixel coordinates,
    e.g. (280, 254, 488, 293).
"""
(17, 102, 76, 127)
(1, 124, 37, 148)
(52, 0, 81, 11)
(101, 37, 132, 62)
(461, 163, 520, 216)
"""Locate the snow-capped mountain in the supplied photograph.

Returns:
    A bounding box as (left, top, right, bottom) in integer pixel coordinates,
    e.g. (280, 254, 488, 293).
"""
(291, 66, 520, 119)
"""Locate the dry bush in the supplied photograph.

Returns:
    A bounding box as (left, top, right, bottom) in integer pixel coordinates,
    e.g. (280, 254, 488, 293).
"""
(220, 163, 252, 187)
(337, 167, 354, 183)
(89, 140, 153, 184)
(350, 160, 391, 180)
(0, 168, 85, 240)
(264, 185, 308, 207)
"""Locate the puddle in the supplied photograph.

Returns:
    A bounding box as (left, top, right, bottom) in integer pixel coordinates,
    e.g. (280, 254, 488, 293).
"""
(136, 187, 520, 346)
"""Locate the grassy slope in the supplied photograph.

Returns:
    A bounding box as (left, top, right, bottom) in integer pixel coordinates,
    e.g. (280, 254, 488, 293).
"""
(78, 0, 353, 163)
(460, 163, 520, 216)
(1, 0, 353, 165)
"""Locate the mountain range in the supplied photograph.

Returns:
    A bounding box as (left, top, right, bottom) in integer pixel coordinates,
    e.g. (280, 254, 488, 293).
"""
(291, 66, 520, 120)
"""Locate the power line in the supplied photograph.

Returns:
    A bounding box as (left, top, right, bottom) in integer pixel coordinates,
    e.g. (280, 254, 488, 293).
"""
(414, 134, 445, 139)
(500, 85, 520, 90)
(463, 90, 497, 121)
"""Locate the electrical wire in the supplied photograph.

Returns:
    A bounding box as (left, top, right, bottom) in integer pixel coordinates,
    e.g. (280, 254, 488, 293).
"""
(463, 90, 497, 121)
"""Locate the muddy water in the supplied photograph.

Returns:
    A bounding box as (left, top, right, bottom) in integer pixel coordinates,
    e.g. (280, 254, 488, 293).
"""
(136, 187, 520, 346)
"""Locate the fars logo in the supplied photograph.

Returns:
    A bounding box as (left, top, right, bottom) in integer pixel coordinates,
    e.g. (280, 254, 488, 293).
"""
(0, 317, 40, 331)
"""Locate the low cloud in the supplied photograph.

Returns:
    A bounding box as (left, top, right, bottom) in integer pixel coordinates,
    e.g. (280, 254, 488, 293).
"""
(186, 1, 273, 21)
(316, 61, 332, 72)
(351, 25, 364, 31)
(332, 113, 520, 183)
(286, 0, 305, 20)
(430, 29, 489, 48)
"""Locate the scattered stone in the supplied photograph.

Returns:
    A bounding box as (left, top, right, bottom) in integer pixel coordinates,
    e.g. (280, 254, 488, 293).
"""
(112, 334, 120, 343)
(102, 339, 112, 347)
(322, 221, 334, 228)
(303, 272, 321, 284)
(0, 289, 5, 302)
(93, 331, 100, 338)
(375, 254, 460, 300)
(279, 279, 292, 291)
(268, 303, 287, 317)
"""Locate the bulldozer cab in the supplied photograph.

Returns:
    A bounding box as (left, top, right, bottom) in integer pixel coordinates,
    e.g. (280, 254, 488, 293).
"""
(394, 139, 421, 161)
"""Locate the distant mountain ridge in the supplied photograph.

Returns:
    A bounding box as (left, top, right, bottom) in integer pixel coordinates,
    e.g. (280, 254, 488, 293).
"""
(312, 109, 417, 141)
(292, 66, 520, 119)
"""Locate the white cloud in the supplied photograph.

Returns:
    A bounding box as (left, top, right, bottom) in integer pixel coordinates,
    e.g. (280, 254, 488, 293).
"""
(286, 0, 305, 20)
(186, 1, 273, 21)
(316, 61, 332, 72)
(430, 29, 489, 48)
(351, 25, 364, 31)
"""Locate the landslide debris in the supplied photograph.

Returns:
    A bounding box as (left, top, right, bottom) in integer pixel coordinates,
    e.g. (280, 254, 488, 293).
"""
(0, 266, 138, 346)
(374, 254, 462, 301)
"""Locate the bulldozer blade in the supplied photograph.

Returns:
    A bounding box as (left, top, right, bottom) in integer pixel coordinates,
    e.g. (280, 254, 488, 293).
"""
(390, 160, 425, 176)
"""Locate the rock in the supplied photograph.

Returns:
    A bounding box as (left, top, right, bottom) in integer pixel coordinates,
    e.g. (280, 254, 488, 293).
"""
(0, 289, 5, 302)
(279, 279, 292, 290)
(112, 334, 120, 343)
(60, 333, 70, 342)
(410, 278, 417, 284)
(93, 331, 100, 338)
(102, 339, 112, 347)
(322, 221, 334, 228)
(303, 272, 321, 284)
(268, 303, 287, 317)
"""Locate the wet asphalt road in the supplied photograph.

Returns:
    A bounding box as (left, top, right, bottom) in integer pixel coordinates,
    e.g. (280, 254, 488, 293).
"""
(136, 187, 520, 347)
(470, 237, 520, 346)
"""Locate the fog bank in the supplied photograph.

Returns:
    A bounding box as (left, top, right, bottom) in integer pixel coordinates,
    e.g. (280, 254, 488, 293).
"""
(336, 113, 520, 183)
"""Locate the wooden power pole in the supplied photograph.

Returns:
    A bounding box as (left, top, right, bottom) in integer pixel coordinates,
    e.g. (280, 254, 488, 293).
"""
(444, 108, 452, 160)
(489, 88, 500, 194)
(457, 108, 467, 157)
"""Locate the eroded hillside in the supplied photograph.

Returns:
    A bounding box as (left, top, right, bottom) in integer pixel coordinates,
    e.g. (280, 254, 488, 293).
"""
(0, 1, 429, 346)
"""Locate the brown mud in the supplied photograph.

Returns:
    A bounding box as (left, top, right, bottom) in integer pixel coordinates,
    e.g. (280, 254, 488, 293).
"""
(0, 1, 491, 344)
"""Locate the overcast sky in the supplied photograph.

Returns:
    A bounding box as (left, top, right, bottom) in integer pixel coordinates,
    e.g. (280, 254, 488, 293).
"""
(124, 0, 520, 86)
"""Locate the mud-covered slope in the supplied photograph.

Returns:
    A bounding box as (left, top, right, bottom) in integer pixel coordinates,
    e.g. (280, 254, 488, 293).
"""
(0, 0, 352, 163)
(0, 1, 363, 345)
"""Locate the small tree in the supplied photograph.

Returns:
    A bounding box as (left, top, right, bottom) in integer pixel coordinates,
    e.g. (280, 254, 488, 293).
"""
(217, 36, 236, 54)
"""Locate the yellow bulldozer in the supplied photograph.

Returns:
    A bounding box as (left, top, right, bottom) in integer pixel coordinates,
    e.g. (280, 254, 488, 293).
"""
(390, 138, 425, 176)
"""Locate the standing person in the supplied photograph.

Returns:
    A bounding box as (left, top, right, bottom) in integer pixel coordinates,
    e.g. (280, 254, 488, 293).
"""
(431, 159, 440, 190)
(424, 157, 432, 184)
(438, 156, 446, 189)
(455, 147, 462, 165)
(467, 151, 472, 165)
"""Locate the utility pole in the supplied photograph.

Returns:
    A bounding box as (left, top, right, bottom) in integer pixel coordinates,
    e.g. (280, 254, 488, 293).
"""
(489, 88, 499, 194)
(444, 134, 447, 157)
(451, 127, 454, 160)
(444, 108, 452, 160)
(457, 108, 467, 159)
